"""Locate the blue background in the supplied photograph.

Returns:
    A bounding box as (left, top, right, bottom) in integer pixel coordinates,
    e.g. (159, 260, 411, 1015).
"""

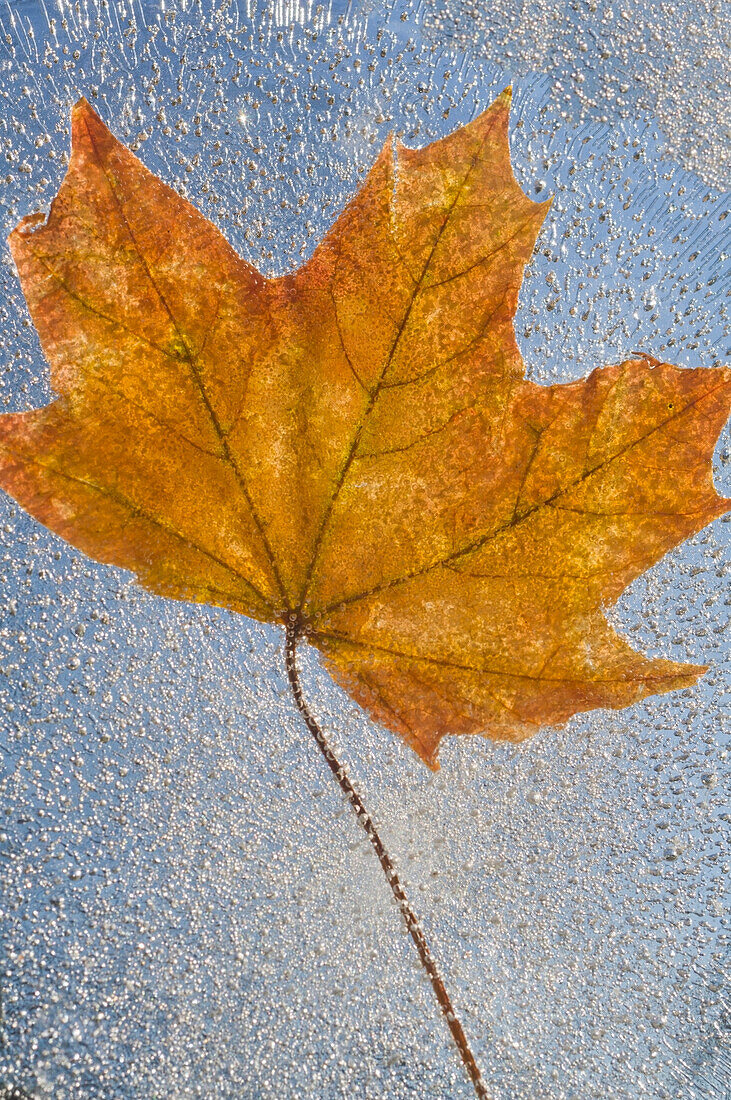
(0, 1, 728, 1096)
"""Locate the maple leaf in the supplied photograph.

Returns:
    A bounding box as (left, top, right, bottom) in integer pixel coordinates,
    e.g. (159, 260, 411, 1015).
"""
(0, 91, 729, 774)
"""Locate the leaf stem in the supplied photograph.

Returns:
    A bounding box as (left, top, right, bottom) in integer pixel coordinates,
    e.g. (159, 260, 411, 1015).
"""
(284, 618, 490, 1099)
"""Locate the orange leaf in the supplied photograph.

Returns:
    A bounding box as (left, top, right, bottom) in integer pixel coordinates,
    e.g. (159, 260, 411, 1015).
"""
(1, 93, 729, 768)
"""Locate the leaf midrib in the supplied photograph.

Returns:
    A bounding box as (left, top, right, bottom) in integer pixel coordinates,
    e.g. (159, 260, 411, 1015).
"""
(295, 107, 505, 614)
(78, 112, 287, 611)
(314, 630, 701, 686)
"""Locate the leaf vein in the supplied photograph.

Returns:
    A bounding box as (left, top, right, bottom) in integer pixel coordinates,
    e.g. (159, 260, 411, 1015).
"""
(297, 109, 505, 610)
(81, 113, 287, 607)
(311, 377, 730, 619)
(3, 443, 274, 613)
(315, 631, 693, 686)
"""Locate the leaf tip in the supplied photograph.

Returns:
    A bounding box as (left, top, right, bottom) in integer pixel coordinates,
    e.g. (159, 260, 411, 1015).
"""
(71, 96, 108, 142)
(412, 739, 442, 771)
(72, 95, 94, 119)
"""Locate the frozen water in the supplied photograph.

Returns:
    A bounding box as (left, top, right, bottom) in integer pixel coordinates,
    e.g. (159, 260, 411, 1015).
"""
(422, 0, 730, 191)
(0, 2, 729, 1097)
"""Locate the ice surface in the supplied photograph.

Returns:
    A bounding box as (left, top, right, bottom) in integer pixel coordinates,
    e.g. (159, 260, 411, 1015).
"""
(0, 2, 728, 1097)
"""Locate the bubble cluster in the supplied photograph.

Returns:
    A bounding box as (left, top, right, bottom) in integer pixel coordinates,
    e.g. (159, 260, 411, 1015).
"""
(0, 2, 728, 1097)
(422, 0, 730, 191)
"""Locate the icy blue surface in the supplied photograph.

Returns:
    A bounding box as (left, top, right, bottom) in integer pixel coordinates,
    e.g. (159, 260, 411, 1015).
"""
(0, 2, 728, 1097)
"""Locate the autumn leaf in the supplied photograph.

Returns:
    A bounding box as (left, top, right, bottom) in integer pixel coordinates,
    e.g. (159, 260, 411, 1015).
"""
(0, 90, 729, 774)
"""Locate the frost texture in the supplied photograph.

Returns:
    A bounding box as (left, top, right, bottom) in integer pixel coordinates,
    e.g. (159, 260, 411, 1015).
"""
(422, 0, 730, 191)
(0, 2, 729, 1098)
